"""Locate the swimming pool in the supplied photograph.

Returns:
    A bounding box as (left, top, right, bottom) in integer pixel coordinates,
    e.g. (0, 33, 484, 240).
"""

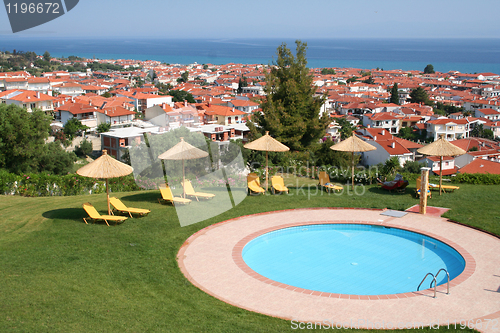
(242, 224, 466, 295)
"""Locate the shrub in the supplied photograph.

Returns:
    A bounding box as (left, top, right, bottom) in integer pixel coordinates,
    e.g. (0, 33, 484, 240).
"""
(75, 139, 93, 157)
(452, 173, 500, 185)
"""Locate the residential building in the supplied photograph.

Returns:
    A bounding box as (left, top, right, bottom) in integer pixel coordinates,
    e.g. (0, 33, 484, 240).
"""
(425, 117, 483, 141)
(54, 102, 97, 128)
(54, 83, 84, 97)
(362, 112, 401, 134)
(0, 89, 55, 112)
(474, 108, 500, 121)
(361, 138, 414, 166)
(96, 106, 136, 128)
(227, 99, 260, 113)
(418, 156, 458, 176)
(100, 126, 159, 161)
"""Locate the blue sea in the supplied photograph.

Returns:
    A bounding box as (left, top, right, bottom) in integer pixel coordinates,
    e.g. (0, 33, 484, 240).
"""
(1, 37, 500, 74)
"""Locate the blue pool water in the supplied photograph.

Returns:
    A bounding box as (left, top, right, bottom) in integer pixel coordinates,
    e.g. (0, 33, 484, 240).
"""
(242, 224, 465, 295)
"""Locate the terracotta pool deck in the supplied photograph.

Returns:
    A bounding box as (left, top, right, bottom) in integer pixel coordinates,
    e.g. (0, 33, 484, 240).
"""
(178, 208, 500, 332)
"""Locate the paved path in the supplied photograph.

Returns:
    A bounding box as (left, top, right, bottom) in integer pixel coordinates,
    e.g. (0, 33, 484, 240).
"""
(178, 208, 500, 332)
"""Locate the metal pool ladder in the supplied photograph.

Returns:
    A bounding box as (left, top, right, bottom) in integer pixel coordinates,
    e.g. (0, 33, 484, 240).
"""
(417, 268, 450, 298)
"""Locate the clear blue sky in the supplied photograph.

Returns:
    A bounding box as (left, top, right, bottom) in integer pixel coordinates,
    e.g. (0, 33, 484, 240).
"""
(0, 0, 499, 38)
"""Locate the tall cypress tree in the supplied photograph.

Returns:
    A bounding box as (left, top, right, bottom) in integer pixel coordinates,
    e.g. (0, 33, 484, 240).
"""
(248, 40, 329, 151)
(390, 83, 400, 105)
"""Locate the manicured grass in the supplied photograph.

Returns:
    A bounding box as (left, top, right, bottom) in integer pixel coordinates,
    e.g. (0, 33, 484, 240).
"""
(0, 181, 494, 332)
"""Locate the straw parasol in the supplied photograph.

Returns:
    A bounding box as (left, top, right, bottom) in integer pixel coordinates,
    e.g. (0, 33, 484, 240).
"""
(77, 150, 134, 214)
(158, 137, 209, 198)
(330, 133, 376, 190)
(417, 135, 466, 195)
(244, 131, 290, 190)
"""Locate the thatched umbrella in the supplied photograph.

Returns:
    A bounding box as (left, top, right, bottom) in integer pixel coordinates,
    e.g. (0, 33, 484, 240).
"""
(158, 137, 209, 198)
(330, 133, 376, 190)
(244, 131, 290, 190)
(77, 150, 134, 214)
(417, 135, 466, 195)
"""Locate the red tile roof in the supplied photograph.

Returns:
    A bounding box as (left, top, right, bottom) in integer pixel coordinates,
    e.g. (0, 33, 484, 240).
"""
(459, 159, 500, 174)
(375, 139, 411, 155)
(55, 102, 95, 115)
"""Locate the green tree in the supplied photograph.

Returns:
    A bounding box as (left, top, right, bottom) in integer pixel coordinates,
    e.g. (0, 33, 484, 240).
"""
(471, 124, 494, 140)
(424, 64, 435, 74)
(409, 87, 432, 105)
(314, 138, 352, 168)
(248, 40, 329, 151)
(390, 83, 400, 105)
(75, 139, 93, 157)
(398, 127, 414, 140)
(402, 160, 425, 174)
(102, 91, 111, 98)
(0, 104, 51, 173)
(337, 117, 356, 140)
(320, 68, 336, 75)
(96, 123, 111, 134)
(177, 71, 189, 83)
(382, 156, 400, 177)
(168, 90, 195, 103)
(362, 76, 375, 84)
(63, 118, 88, 140)
(43, 51, 51, 62)
(237, 76, 248, 94)
(38, 142, 77, 174)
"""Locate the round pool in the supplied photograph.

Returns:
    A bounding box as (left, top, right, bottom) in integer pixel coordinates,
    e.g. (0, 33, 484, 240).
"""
(242, 224, 466, 295)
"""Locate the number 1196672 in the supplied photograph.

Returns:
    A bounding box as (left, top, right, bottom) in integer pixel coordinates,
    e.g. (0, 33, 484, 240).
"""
(5, 2, 60, 14)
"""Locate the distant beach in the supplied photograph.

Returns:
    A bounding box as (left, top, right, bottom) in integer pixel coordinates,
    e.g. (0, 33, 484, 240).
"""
(1, 37, 500, 73)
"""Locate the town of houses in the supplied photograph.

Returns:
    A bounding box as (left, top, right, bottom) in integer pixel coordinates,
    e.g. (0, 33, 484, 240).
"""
(1, 55, 500, 176)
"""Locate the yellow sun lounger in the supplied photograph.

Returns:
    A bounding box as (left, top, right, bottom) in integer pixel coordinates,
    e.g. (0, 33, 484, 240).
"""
(182, 180, 215, 201)
(271, 175, 289, 194)
(82, 202, 127, 226)
(318, 171, 343, 193)
(247, 173, 265, 195)
(158, 186, 191, 205)
(428, 183, 460, 192)
(110, 197, 150, 218)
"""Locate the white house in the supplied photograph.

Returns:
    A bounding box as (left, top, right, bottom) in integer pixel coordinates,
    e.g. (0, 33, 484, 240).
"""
(425, 117, 484, 141)
(1, 77, 28, 91)
(54, 102, 97, 128)
(0, 89, 55, 112)
(95, 106, 136, 128)
(54, 83, 84, 97)
(361, 138, 414, 166)
(474, 108, 500, 121)
(227, 99, 260, 113)
(418, 156, 458, 176)
(362, 112, 401, 134)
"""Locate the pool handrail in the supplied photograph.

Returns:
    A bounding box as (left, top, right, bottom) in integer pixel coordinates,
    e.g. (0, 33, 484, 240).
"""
(430, 268, 450, 295)
(417, 272, 435, 296)
(418, 268, 450, 298)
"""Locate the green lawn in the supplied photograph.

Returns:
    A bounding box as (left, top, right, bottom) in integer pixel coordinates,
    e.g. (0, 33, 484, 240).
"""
(1, 180, 494, 332)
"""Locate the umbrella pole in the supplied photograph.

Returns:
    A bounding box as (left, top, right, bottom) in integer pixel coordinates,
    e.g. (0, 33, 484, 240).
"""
(439, 156, 443, 196)
(351, 152, 355, 191)
(106, 179, 111, 215)
(265, 151, 269, 191)
(182, 159, 186, 198)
